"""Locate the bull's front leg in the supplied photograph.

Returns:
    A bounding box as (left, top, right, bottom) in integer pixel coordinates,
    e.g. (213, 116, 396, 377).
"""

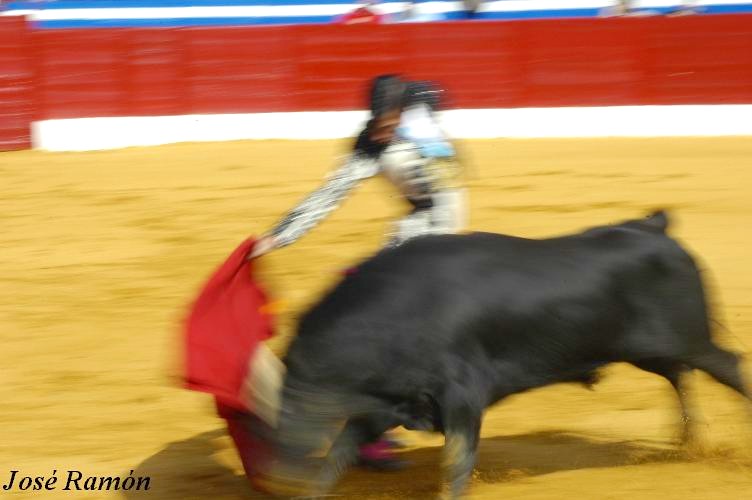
(440, 384, 483, 499)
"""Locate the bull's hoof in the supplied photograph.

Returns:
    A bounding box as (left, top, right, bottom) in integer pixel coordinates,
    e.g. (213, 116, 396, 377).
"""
(437, 486, 463, 500)
(679, 425, 694, 446)
(257, 460, 319, 497)
(251, 473, 312, 497)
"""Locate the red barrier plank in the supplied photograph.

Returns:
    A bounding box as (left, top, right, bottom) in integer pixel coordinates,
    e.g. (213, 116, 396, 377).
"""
(407, 22, 525, 109)
(21, 14, 752, 122)
(34, 29, 129, 119)
(642, 16, 752, 104)
(183, 26, 296, 113)
(0, 17, 33, 150)
(124, 28, 185, 116)
(294, 24, 408, 110)
(519, 18, 645, 107)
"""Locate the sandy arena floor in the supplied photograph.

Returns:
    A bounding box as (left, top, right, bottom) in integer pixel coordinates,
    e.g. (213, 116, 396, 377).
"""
(1, 137, 752, 499)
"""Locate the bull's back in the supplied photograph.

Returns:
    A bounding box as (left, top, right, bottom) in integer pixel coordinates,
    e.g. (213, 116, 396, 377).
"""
(286, 219, 703, 391)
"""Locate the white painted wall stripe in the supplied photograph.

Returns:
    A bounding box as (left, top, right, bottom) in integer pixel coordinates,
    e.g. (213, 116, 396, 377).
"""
(26, 6, 354, 20)
(32, 105, 752, 151)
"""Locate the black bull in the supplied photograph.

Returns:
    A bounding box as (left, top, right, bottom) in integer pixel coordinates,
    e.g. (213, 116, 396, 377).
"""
(271, 211, 751, 497)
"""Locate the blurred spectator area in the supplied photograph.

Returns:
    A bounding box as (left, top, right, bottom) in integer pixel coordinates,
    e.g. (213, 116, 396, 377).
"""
(1, 1, 751, 28)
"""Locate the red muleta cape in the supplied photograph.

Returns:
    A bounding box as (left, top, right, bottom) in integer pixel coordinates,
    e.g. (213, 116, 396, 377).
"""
(183, 238, 274, 411)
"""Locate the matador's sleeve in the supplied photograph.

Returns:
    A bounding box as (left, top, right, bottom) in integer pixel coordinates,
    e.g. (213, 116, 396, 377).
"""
(267, 155, 379, 248)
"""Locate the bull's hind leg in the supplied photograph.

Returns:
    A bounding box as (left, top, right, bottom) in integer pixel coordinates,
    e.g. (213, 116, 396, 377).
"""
(632, 359, 696, 443)
(681, 345, 752, 441)
(440, 384, 482, 499)
(686, 345, 752, 404)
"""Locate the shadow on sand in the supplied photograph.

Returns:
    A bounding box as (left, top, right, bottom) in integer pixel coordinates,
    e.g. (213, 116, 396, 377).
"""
(122, 429, 685, 499)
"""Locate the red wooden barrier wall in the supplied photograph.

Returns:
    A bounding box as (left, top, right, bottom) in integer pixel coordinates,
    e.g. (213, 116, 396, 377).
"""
(0, 17, 34, 150)
(1, 14, 751, 150)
